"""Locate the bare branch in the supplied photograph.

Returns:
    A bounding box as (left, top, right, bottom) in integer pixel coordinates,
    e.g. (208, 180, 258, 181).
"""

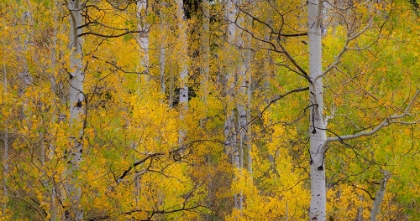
(249, 87, 309, 126)
(326, 90, 419, 144)
(91, 55, 149, 76)
(260, 87, 310, 116)
(314, 7, 377, 82)
(116, 153, 164, 183)
(351, 184, 375, 200)
(78, 30, 147, 38)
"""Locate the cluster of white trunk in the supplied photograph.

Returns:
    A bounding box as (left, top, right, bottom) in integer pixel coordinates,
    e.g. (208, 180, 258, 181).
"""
(3, 0, 414, 220)
(224, 0, 254, 211)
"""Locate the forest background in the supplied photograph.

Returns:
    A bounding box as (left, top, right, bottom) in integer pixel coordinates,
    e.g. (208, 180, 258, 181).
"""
(0, 0, 420, 220)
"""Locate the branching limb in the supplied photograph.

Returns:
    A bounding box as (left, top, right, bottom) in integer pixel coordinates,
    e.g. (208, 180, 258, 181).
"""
(91, 55, 149, 76)
(313, 6, 377, 82)
(351, 184, 376, 200)
(86, 195, 206, 221)
(116, 153, 164, 183)
(326, 90, 419, 145)
(78, 29, 148, 38)
(249, 87, 309, 126)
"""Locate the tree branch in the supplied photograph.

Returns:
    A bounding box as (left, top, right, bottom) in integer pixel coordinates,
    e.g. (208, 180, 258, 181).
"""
(116, 153, 164, 183)
(78, 30, 147, 38)
(249, 87, 309, 126)
(326, 90, 419, 144)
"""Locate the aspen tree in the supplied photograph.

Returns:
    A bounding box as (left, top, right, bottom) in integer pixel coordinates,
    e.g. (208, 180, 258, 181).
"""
(307, 1, 420, 220)
(159, 1, 167, 95)
(2, 53, 8, 217)
(65, 0, 84, 219)
(307, 1, 327, 220)
(224, 0, 242, 210)
(176, 0, 189, 144)
(137, 0, 149, 85)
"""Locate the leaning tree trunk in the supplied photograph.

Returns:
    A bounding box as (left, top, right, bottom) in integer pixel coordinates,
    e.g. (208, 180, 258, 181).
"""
(308, 0, 327, 220)
(370, 171, 390, 221)
(65, 0, 84, 220)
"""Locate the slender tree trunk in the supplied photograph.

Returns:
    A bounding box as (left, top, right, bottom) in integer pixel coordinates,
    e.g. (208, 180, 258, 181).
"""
(160, 44, 166, 94)
(370, 171, 390, 221)
(263, 8, 276, 172)
(244, 0, 253, 176)
(134, 0, 150, 209)
(159, 1, 167, 95)
(176, 0, 189, 145)
(308, 1, 327, 220)
(200, 2, 213, 219)
(235, 3, 251, 210)
(47, 1, 58, 219)
(137, 0, 150, 85)
(225, 0, 241, 210)
(65, 0, 84, 219)
(2, 61, 8, 216)
(201, 0, 210, 114)
(237, 21, 246, 174)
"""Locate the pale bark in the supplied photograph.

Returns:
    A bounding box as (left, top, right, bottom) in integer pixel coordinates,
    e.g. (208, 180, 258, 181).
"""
(19, 6, 34, 92)
(244, 0, 253, 176)
(225, 0, 242, 210)
(225, 0, 238, 163)
(159, 1, 167, 95)
(201, 0, 210, 111)
(237, 13, 246, 173)
(2, 60, 8, 216)
(137, 0, 150, 84)
(65, 0, 84, 219)
(263, 7, 276, 172)
(370, 171, 390, 221)
(160, 44, 166, 94)
(134, 0, 150, 208)
(201, 2, 213, 218)
(306, 2, 418, 219)
(47, 1, 58, 219)
(308, 1, 327, 221)
(325, 90, 419, 147)
(176, 0, 189, 145)
(235, 0, 253, 174)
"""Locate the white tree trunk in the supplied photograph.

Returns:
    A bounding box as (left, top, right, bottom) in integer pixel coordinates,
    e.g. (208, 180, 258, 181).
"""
(308, 1, 327, 220)
(134, 0, 150, 208)
(176, 0, 189, 145)
(66, 0, 84, 220)
(225, 0, 242, 210)
(236, 0, 254, 207)
(48, 1, 58, 219)
(370, 172, 390, 221)
(160, 45, 166, 94)
(159, 1, 166, 95)
(2, 60, 8, 216)
(201, 0, 210, 111)
(200, 2, 213, 218)
(137, 0, 149, 84)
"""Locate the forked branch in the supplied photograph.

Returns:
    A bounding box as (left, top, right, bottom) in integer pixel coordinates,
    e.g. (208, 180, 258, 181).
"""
(326, 90, 419, 146)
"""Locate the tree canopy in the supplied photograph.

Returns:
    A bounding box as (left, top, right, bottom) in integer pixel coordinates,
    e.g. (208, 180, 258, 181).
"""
(0, 0, 419, 220)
